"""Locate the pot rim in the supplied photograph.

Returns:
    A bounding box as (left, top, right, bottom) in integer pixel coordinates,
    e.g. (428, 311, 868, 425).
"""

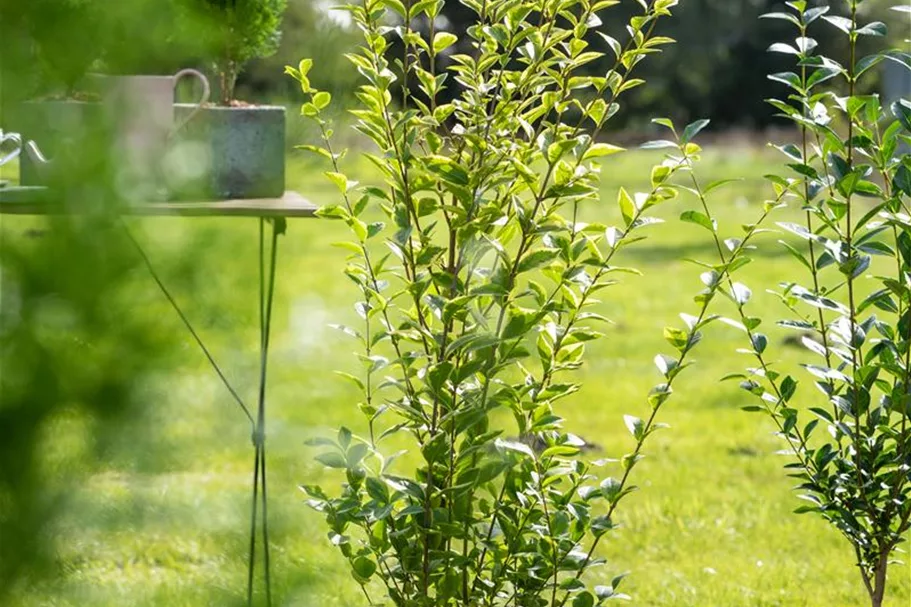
(175, 103, 286, 111)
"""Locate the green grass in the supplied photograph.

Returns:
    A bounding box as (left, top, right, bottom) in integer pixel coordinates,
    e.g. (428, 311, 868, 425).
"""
(2, 145, 910, 606)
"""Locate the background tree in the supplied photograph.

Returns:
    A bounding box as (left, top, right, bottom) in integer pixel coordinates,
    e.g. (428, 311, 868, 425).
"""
(237, 0, 906, 130)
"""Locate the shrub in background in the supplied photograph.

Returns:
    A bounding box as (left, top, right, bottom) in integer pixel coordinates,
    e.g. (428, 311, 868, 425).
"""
(242, 0, 363, 103)
(684, 2, 911, 605)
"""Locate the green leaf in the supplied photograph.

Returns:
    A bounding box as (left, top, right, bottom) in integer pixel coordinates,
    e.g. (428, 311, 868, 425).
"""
(760, 11, 800, 26)
(338, 427, 352, 449)
(640, 139, 678, 150)
(794, 37, 817, 55)
(351, 556, 376, 582)
(313, 91, 332, 109)
(654, 354, 678, 377)
(781, 376, 797, 402)
(295, 144, 332, 160)
(573, 592, 595, 607)
(583, 143, 625, 160)
(547, 139, 577, 163)
(325, 171, 350, 193)
(517, 250, 559, 273)
(823, 15, 853, 34)
(316, 452, 347, 469)
(856, 21, 886, 36)
(432, 32, 458, 54)
(495, 439, 535, 459)
(894, 164, 911, 197)
(731, 282, 752, 305)
(682, 119, 710, 144)
(347, 443, 369, 466)
(651, 117, 676, 133)
(804, 6, 829, 23)
(501, 308, 536, 339)
(427, 362, 454, 392)
(703, 178, 741, 194)
(624, 414, 645, 440)
(648, 383, 673, 408)
(680, 210, 715, 232)
(426, 156, 470, 186)
(651, 165, 671, 187)
(893, 99, 911, 133)
(618, 188, 636, 227)
(334, 371, 365, 390)
(315, 205, 349, 220)
(599, 32, 622, 58)
(768, 72, 803, 91)
(768, 43, 798, 56)
(600, 477, 622, 501)
(664, 326, 689, 351)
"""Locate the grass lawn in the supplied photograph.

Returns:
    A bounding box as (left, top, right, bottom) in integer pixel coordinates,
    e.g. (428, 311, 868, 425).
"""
(2, 144, 910, 606)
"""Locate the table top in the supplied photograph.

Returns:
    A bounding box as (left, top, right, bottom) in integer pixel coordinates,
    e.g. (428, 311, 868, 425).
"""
(0, 188, 319, 218)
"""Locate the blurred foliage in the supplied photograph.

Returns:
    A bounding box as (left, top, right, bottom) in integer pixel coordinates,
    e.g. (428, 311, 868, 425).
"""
(617, 0, 901, 129)
(3, 0, 901, 126)
(428, 0, 902, 129)
(241, 0, 362, 103)
(97, 0, 212, 75)
(0, 0, 213, 98)
(0, 0, 209, 599)
(241, 0, 905, 129)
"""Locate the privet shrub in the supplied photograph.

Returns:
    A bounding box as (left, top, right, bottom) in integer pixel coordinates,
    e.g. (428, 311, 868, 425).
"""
(683, 2, 910, 605)
(282, 0, 724, 604)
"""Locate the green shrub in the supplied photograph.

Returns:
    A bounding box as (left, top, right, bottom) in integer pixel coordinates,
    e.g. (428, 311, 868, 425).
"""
(681, 2, 911, 605)
(279, 0, 798, 604)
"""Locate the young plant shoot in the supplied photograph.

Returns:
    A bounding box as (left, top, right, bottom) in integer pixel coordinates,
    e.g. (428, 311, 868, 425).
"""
(683, 2, 911, 605)
(281, 0, 759, 605)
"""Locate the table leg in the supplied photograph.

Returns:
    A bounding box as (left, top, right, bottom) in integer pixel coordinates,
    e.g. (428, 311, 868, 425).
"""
(120, 216, 286, 606)
(247, 217, 285, 607)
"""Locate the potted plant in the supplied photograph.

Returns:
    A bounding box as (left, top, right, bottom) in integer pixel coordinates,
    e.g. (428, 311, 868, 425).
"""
(18, 0, 209, 194)
(16, 0, 105, 186)
(173, 0, 288, 200)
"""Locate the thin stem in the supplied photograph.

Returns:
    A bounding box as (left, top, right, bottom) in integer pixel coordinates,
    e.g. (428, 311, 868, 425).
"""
(796, 18, 835, 395)
(557, 186, 778, 607)
(687, 167, 817, 476)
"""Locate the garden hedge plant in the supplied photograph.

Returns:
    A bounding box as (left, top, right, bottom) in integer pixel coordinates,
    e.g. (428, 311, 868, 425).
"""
(680, 2, 911, 605)
(199, 0, 288, 104)
(282, 0, 786, 603)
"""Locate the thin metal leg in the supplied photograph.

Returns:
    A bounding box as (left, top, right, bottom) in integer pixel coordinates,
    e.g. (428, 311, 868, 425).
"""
(120, 219, 254, 427)
(247, 217, 284, 606)
(118, 215, 285, 607)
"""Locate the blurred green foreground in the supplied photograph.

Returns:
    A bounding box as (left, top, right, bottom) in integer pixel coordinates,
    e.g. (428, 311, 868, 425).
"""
(0, 1, 909, 606)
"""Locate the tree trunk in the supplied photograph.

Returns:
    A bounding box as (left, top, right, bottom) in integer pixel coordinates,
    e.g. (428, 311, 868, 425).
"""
(870, 551, 889, 607)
